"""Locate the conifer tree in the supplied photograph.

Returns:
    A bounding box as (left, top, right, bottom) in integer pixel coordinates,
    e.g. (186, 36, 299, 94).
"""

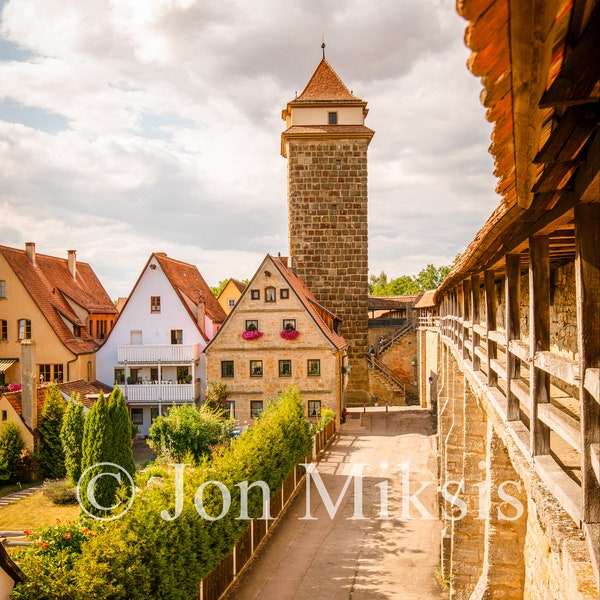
(38, 384, 66, 479)
(107, 385, 136, 478)
(61, 393, 85, 485)
(79, 392, 113, 516)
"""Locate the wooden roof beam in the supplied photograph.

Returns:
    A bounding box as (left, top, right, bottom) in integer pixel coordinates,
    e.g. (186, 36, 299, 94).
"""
(539, 3, 600, 108)
(509, 0, 559, 209)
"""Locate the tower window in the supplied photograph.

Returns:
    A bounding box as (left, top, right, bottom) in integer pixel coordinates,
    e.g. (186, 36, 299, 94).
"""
(328, 112, 337, 125)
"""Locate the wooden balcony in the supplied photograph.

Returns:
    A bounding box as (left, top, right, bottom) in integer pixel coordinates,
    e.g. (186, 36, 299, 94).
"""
(117, 344, 201, 364)
(123, 381, 201, 404)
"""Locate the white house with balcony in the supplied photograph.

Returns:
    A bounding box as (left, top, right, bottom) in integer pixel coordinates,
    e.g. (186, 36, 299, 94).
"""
(96, 252, 226, 436)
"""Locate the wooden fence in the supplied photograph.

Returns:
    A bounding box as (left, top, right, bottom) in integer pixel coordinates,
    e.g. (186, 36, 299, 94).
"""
(199, 419, 337, 600)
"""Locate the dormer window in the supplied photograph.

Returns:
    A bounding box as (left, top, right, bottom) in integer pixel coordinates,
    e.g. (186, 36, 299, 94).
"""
(0, 280, 5, 298)
(328, 112, 337, 125)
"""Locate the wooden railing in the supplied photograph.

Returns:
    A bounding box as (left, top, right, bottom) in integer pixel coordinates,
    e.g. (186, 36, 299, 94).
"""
(123, 381, 201, 404)
(118, 344, 201, 364)
(199, 420, 337, 600)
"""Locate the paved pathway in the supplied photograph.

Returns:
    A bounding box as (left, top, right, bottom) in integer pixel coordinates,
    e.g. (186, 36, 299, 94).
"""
(224, 407, 448, 599)
(0, 484, 44, 507)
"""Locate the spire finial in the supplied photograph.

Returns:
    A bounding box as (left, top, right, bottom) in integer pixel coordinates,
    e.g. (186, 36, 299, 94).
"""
(321, 32, 326, 60)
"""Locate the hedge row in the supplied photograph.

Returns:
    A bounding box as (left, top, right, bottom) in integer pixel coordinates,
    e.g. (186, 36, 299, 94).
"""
(12, 386, 313, 600)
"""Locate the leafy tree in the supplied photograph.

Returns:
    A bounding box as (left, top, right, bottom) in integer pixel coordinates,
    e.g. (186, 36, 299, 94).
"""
(148, 403, 234, 463)
(60, 393, 85, 485)
(210, 278, 230, 297)
(37, 385, 66, 479)
(204, 382, 229, 413)
(80, 392, 114, 516)
(107, 386, 136, 478)
(369, 260, 455, 296)
(0, 421, 25, 482)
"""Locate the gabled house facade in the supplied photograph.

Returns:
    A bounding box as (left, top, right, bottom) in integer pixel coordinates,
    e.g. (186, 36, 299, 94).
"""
(0, 243, 117, 389)
(96, 252, 226, 436)
(217, 278, 246, 315)
(205, 254, 348, 426)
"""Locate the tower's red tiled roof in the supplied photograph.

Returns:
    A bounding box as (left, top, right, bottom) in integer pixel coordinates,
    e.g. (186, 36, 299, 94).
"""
(294, 59, 361, 103)
(0, 245, 116, 355)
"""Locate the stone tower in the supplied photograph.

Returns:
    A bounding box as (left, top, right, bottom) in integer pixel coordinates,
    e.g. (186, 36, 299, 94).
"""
(281, 56, 374, 403)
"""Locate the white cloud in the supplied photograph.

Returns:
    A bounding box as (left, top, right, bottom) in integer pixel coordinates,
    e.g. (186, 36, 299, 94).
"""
(0, 0, 498, 297)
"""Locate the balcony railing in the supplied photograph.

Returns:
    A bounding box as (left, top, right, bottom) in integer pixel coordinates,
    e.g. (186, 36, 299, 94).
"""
(123, 381, 201, 404)
(118, 344, 201, 364)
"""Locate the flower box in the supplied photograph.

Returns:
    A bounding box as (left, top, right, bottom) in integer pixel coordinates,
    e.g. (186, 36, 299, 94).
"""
(280, 329, 300, 340)
(242, 330, 264, 340)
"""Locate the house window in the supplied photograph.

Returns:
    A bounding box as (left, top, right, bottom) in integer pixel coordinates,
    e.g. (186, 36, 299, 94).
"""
(224, 400, 235, 419)
(151, 407, 159, 423)
(0, 280, 5, 298)
(39, 364, 51, 383)
(177, 367, 189, 383)
(245, 320, 259, 332)
(129, 368, 141, 383)
(265, 287, 276, 302)
(150, 368, 158, 382)
(96, 320, 107, 339)
(130, 330, 142, 345)
(251, 289, 260, 300)
(308, 400, 321, 418)
(114, 368, 125, 384)
(221, 361, 234, 378)
(18, 319, 31, 340)
(150, 296, 161, 313)
(307, 359, 321, 376)
(250, 360, 263, 377)
(131, 408, 144, 425)
(1, 410, 6, 421)
(74, 325, 82, 337)
(328, 112, 337, 125)
(227, 298, 236, 308)
(279, 360, 292, 377)
(280, 288, 289, 299)
(171, 329, 183, 345)
(87, 361, 92, 381)
(53, 364, 64, 383)
(0, 320, 7, 341)
(283, 319, 296, 331)
(250, 401, 263, 418)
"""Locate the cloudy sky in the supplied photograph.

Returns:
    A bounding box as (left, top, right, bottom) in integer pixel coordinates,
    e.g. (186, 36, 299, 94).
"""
(0, 0, 497, 299)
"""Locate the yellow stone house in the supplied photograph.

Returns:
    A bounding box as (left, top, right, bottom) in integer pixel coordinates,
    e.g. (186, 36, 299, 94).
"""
(205, 254, 348, 426)
(216, 278, 247, 315)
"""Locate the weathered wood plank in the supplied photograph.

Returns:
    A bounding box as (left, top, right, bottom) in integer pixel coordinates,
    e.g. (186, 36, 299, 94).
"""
(485, 269, 498, 387)
(471, 273, 481, 372)
(508, 340, 530, 363)
(533, 351, 580, 387)
(529, 235, 551, 456)
(584, 368, 599, 404)
(487, 329, 506, 345)
(490, 358, 507, 382)
(537, 403, 582, 452)
(506, 253, 522, 421)
(535, 455, 582, 525)
(575, 203, 600, 524)
(591, 443, 600, 485)
(473, 323, 487, 337)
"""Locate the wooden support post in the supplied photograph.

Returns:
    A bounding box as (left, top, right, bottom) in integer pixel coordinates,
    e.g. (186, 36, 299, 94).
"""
(462, 279, 471, 360)
(485, 270, 498, 387)
(575, 203, 600, 524)
(471, 273, 481, 371)
(529, 236, 551, 456)
(506, 254, 521, 421)
(457, 283, 464, 355)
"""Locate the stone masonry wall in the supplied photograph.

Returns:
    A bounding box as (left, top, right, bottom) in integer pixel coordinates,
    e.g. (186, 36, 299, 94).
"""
(287, 138, 369, 402)
(437, 342, 597, 600)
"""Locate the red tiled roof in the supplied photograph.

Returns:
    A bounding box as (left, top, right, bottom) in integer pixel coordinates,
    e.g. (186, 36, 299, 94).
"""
(3, 380, 113, 428)
(294, 59, 361, 102)
(0, 245, 116, 355)
(270, 255, 347, 351)
(154, 253, 226, 325)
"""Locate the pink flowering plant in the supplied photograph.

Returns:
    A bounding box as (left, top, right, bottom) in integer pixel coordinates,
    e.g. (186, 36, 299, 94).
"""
(280, 329, 300, 340)
(242, 322, 263, 340)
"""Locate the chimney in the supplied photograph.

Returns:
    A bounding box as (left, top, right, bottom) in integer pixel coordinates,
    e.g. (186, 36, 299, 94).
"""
(25, 242, 36, 266)
(67, 249, 77, 280)
(20, 340, 37, 431)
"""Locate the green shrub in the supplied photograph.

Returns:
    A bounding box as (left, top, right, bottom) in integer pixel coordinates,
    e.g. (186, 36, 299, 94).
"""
(37, 385, 66, 480)
(61, 394, 85, 485)
(43, 479, 78, 505)
(0, 421, 25, 482)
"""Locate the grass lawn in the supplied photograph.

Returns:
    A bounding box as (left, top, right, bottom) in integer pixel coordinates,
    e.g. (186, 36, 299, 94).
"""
(0, 491, 80, 530)
(0, 481, 41, 499)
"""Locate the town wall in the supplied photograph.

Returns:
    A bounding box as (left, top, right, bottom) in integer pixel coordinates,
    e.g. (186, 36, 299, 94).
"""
(435, 342, 597, 599)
